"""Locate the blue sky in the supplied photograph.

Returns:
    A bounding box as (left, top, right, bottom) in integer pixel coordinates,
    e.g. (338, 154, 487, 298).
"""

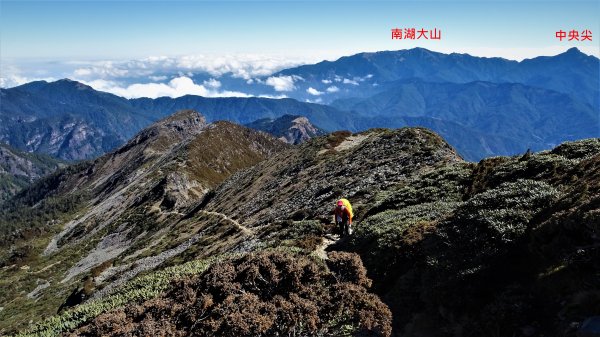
(1, 0, 598, 94)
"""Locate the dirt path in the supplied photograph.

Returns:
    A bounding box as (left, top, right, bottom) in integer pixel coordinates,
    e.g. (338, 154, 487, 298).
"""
(314, 233, 339, 260)
(198, 210, 253, 235)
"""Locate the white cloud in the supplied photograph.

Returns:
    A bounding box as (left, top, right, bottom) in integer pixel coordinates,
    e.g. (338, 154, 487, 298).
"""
(203, 78, 221, 89)
(72, 61, 131, 79)
(305, 98, 323, 104)
(0, 73, 57, 88)
(265, 75, 302, 92)
(82, 76, 251, 99)
(306, 87, 323, 96)
(326, 86, 339, 93)
(73, 68, 92, 76)
(354, 74, 374, 82)
(167, 54, 312, 79)
(149, 75, 168, 81)
(0, 75, 30, 87)
(258, 94, 288, 99)
(343, 78, 359, 85)
(321, 79, 332, 84)
(64, 54, 318, 82)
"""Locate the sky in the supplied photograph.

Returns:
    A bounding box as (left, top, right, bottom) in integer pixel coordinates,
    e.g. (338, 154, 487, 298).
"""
(1, 0, 599, 96)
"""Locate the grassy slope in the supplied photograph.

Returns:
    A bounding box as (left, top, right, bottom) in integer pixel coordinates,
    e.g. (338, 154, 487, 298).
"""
(0, 113, 287, 334)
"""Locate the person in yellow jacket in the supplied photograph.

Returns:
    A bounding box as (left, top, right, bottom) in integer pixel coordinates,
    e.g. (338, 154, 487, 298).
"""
(333, 198, 353, 236)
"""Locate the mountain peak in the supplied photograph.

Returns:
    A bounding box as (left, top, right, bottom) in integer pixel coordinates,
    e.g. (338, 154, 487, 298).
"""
(115, 109, 208, 157)
(159, 109, 206, 127)
(15, 78, 93, 94)
(245, 114, 326, 145)
(55, 78, 92, 90)
(148, 109, 207, 138)
(557, 47, 589, 59)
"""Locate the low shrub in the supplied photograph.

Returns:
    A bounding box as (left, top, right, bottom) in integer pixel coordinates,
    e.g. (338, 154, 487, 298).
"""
(70, 251, 392, 337)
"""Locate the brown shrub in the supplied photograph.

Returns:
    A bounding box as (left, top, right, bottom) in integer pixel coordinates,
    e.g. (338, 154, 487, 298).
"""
(90, 260, 112, 278)
(295, 234, 323, 251)
(71, 251, 391, 337)
(327, 251, 372, 288)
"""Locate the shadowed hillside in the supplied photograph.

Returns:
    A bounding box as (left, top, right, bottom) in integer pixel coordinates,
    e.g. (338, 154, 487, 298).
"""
(0, 143, 64, 202)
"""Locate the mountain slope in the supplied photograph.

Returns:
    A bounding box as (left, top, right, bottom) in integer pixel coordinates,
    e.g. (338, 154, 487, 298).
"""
(0, 110, 288, 333)
(343, 138, 600, 336)
(0, 125, 460, 335)
(4, 119, 599, 336)
(245, 114, 327, 144)
(0, 143, 64, 202)
(202, 128, 463, 227)
(190, 135, 600, 336)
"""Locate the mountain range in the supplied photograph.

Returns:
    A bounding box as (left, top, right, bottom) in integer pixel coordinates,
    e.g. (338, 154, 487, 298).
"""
(274, 47, 599, 107)
(1, 47, 598, 164)
(0, 108, 598, 336)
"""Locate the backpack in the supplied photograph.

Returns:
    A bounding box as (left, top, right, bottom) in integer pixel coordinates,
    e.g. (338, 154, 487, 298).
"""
(339, 198, 353, 218)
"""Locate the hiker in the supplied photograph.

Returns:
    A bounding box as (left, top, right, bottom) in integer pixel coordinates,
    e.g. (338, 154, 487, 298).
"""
(334, 198, 353, 236)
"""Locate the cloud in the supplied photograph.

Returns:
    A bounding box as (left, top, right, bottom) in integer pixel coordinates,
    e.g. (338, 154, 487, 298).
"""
(0, 72, 56, 88)
(149, 75, 168, 81)
(174, 54, 311, 79)
(0, 75, 30, 87)
(203, 78, 221, 89)
(265, 75, 302, 92)
(321, 79, 332, 84)
(82, 76, 251, 99)
(73, 68, 92, 76)
(305, 98, 323, 104)
(306, 87, 323, 96)
(343, 78, 359, 85)
(326, 86, 339, 93)
(64, 54, 318, 83)
(352, 74, 374, 82)
(258, 94, 288, 99)
(72, 61, 131, 78)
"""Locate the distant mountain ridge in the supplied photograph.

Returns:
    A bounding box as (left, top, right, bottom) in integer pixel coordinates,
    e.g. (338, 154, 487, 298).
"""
(0, 80, 352, 160)
(275, 47, 599, 107)
(0, 79, 156, 160)
(1, 47, 597, 162)
(245, 114, 327, 144)
(333, 78, 599, 154)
